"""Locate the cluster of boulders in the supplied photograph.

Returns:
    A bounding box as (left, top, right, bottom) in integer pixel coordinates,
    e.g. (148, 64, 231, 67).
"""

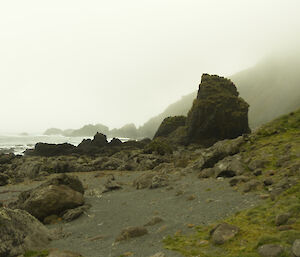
(0, 174, 86, 257)
(0, 145, 176, 184)
(9, 174, 87, 224)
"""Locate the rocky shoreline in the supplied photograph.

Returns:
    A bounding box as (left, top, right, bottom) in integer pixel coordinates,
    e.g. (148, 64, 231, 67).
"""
(0, 74, 299, 257)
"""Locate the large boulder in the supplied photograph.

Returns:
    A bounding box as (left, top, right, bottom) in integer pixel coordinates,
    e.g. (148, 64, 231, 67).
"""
(154, 116, 186, 139)
(12, 175, 84, 222)
(42, 174, 85, 194)
(0, 207, 51, 257)
(186, 74, 250, 146)
(192, 136, 246, 171)
(210, 223, 239, 245)
(257, 244, 284, 257)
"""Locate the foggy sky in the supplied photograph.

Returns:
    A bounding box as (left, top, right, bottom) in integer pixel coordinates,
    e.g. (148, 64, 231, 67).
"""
(1, 0, 300, 133)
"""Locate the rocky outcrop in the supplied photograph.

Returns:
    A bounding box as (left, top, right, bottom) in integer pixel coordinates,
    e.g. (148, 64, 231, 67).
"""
(0, 207, 51, 257)
(76, 132, 108, 154)
(25, 142, 76, 157)
(186, 74, 250, 146)
(26, 132, 150, 157)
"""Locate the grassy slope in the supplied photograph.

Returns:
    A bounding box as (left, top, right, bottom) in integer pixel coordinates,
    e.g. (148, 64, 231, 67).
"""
(164, 109, 300, 257)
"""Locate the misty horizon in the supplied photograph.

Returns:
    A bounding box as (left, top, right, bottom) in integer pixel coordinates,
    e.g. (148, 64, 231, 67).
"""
(1, 0, 300, 134)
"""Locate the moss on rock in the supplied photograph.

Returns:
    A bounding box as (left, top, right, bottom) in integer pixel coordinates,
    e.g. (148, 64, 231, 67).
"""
(144, 138, 173, 155)
(154, 116, 187, 139)
(186, 74, 251, 147)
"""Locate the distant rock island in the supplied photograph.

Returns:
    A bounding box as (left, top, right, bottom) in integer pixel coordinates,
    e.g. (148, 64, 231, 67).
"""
(44, 123, 138, 139)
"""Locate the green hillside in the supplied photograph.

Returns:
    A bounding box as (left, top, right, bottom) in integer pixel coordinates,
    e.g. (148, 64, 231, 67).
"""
(164, 108, 300, 257)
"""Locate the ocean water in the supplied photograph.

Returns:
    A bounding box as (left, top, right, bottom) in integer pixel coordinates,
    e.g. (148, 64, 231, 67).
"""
(0, 134, 94, 155)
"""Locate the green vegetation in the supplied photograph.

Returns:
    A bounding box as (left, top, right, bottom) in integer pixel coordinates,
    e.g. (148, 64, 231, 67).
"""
(154, 116, 186, 139)
(164, 109, 300, 257)
(240, 108, 300, 191)
(164, 183, 300, 257)
(143, 138, 173, 155)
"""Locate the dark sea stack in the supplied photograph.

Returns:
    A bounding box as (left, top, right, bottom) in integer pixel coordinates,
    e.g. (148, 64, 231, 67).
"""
(186, 74, 250, 146)
(154, 116, 186, 139)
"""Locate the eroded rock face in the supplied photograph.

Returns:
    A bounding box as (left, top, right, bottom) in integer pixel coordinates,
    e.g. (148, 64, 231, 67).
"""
(186, 74, 250, 146)
(0, 207, 51, 257)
